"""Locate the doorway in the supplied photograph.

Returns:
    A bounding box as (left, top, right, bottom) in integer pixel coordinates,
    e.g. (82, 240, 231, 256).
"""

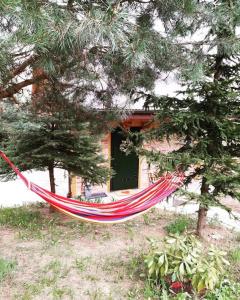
(110, 127, 139, 191)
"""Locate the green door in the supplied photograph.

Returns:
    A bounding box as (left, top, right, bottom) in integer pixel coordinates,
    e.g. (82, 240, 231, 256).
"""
(110, 127, 139, 191)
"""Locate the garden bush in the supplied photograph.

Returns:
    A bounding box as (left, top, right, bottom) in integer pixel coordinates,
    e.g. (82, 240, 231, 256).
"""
(144, 234, 234, 298)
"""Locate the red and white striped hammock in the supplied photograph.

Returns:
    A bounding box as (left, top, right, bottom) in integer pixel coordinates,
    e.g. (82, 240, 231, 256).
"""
(0, 151, 184, 224)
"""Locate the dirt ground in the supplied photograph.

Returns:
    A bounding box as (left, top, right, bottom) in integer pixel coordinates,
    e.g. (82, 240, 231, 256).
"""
(0, 206, 239, 300)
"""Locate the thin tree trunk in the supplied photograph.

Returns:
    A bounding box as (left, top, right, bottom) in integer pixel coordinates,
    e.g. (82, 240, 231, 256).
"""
(196, 177, 209, 238)
(67, 170, 72, 198)
(196, 206, 208, 238)
(48, 163, 56, 212)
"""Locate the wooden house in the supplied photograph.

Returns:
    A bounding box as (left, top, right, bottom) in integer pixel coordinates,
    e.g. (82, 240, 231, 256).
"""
(71, 110, 179, 197)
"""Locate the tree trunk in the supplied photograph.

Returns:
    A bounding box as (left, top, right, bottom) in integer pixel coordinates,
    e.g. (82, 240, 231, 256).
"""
(67, 170, 72, 198)
(196, 177, 209, 238)
(196, 206, 208, 238)
(48, 163, 56, 212)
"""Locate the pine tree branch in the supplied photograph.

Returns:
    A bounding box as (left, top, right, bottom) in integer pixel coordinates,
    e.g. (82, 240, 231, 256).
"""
(11, 50, 33, 58)
(7, 54, 39, 82)
(184, 167, 205, 186)
(0, 73, 48, 101)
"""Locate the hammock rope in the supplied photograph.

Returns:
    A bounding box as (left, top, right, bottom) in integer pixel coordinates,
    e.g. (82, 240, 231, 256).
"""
(0, 151, 184, 224)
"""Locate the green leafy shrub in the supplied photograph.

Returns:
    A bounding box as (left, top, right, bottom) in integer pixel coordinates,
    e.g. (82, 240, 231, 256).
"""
(165, 216, 193, 234)
(145, 234, 230, 296)
(0, 258, 16, 281)
(192, 247, 230, 292)
(145, 235, 201, 282)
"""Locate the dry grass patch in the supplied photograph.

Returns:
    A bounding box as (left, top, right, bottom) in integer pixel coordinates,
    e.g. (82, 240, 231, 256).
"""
(0, 204, 238, 299)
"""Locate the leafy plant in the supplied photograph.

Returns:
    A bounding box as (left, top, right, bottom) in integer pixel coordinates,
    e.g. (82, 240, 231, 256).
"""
(192, 248, 229, 292)
(145, 234, 229, 295)
(145, 235, 201, 282)
(165, 216, 193, 234)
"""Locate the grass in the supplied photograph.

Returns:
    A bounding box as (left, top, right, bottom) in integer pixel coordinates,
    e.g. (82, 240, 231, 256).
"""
(52, 286, 73, 300)
(126, 254, 145, 280)
(235, 232, 240, 242)
(85, 288, 112, 300)
(0, 205, 96, 241)
(101, 231, 112, 240)
(143, 213, 151, 225)
(208, 214, 222, 228)
(0, 257, 16, 281)
(0, 205, 61, 240)
(229, 247, 240, 263)
(127, 286, 142, 300)
(0, 206, 45, 228)
(75, 257, 91, 272)
(228, 247, 240, 282)
(18, 259, 71, 299)
(164, 215, 194, 234)
(0, 204, 239, 299)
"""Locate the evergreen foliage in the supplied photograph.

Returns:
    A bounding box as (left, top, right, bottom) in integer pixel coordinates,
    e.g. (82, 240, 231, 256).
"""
(0, 95, 109, 190)
(0, 0, 202, 194)
(0, 0, 193, 105)
(133, 0, 240, 236)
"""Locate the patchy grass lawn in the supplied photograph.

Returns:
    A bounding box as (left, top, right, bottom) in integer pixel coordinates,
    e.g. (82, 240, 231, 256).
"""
(0, 204, 239, 300)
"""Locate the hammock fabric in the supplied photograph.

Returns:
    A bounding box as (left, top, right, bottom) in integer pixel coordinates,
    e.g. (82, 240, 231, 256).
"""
(0, 151, 184, 224)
